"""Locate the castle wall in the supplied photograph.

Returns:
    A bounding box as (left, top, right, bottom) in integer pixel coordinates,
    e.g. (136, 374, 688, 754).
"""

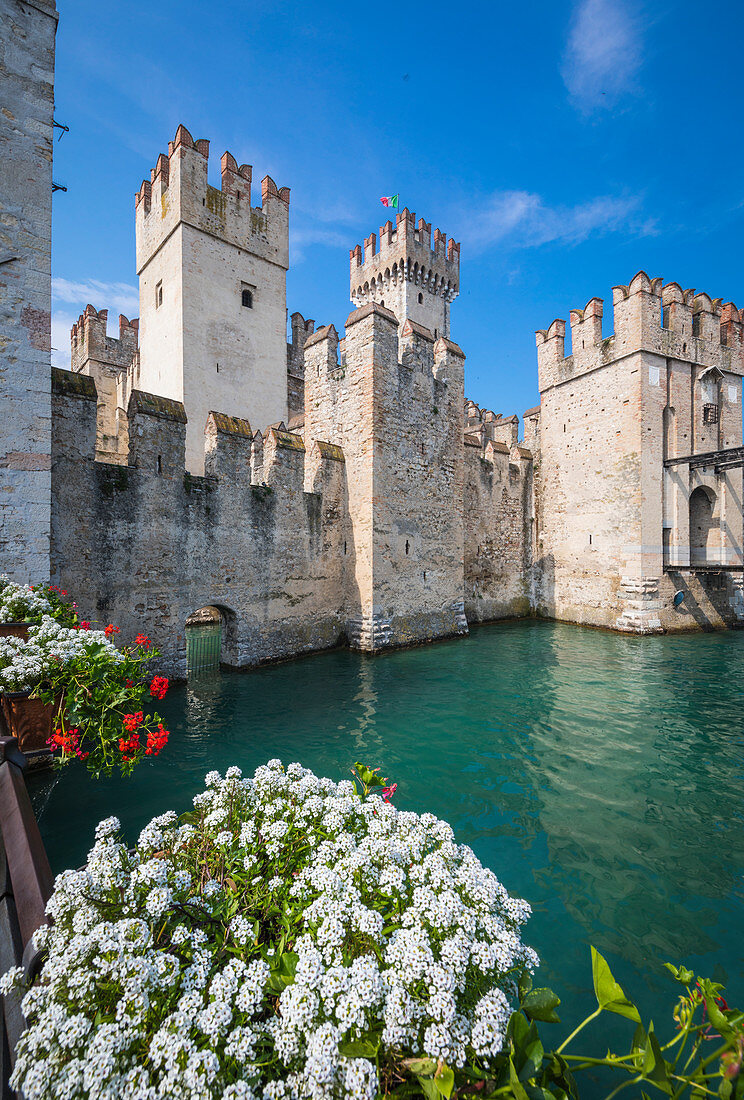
(50, 370, 348, 677)
(304, 307, 468, 650)
(0, 0, 57, 580)
(287, 311, 314, 420)
(535, 274, 744, 633)
(135, 128, 290, 474)
(464, 441, 533, 623)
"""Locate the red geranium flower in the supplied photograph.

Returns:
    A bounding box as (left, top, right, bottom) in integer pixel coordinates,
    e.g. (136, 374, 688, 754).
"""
(150, 675, 169, 700)
(122, 712, 144, 733)
(79, 621, 91, 630)
(135, 633, 152, 649)
(145, 723, 169, 757)
(118, 731, 140, 760)
(104, 623, 120, 637)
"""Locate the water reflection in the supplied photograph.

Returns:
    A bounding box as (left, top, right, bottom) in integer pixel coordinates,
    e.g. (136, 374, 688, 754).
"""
(27, 620, 744, 1030)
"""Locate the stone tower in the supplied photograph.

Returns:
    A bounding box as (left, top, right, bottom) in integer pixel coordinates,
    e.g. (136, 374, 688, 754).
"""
(349, 208, 459, 339)
(135, 125, 290, 473)
(0, 0, 57, 579)
(70, 305, 138, 463)
(535, 271, 744, 633)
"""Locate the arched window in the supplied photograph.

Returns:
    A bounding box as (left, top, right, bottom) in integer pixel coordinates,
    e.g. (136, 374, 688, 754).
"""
(242, 288, 253, 308)
(418, 292, 423, 304)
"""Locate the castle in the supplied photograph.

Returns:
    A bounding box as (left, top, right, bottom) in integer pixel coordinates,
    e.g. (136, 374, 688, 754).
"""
(2, 0, 744, 677)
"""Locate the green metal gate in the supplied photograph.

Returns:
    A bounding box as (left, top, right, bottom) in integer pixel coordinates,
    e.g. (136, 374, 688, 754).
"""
(186, 622, 222, 678)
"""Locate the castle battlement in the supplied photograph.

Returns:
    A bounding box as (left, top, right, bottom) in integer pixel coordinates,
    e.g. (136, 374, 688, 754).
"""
(536, 271, 744, 392)
(52, 367, 345, 501)
(349, 208, 460, 340)
(135, 124, 290, 274)
(464, 401, 521, 450)
(71, 304, 138, 373)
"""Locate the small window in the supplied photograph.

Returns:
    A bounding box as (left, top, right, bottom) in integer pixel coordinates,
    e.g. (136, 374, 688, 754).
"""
(157, 454, 162, 474)
(380, 299, 385, 307)
(242, 288, 253, 308)
(405, 540, 410, 556)
(418, 292, 423, 304)
(155, 281, 163, 308)
(692, 313, 700, 336)
(703, 403, 719, 424)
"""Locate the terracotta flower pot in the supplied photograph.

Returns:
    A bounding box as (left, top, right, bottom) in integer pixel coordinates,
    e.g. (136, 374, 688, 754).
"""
(1, 690, 63, 754)
(0, 621, 35, 642)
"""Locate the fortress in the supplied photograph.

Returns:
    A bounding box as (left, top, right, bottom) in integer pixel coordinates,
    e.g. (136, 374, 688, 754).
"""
(3, 0, 744, 676)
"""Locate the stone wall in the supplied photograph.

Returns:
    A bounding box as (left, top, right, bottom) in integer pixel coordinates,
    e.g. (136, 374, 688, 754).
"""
(287, 311, 314, 420)
(51, 369, 347, 678)
(304, 306, 468, 650)
(464, 440, 533, 623)
(0, 0, 57, 579)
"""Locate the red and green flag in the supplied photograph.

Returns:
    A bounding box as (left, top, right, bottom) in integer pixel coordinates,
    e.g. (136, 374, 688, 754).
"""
(380, 194, 399, 209)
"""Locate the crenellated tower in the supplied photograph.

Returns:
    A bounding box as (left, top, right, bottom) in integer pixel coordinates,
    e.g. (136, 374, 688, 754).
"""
(135, 124, 291, 473)
(535, 270, 744, 635)
(70, 305, 138, 463)
(349, 208, 459, 339)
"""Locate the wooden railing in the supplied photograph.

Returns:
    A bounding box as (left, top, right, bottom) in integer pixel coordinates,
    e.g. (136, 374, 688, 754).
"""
(0, 735, 53, 1100)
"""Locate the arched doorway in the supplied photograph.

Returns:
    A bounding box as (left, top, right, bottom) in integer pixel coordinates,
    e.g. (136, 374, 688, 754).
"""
(689, 486, 718, 566)
(185, 605, 223, 678)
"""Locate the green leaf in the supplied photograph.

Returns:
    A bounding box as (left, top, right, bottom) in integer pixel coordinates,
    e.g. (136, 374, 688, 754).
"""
(265, 950, 298, 993)
(338, 1039, 379, 1058)
(519, 1037, 544, 1081)
(718, 1078, 732, 1100)
(704, 996, 732, 1038)
(434, 1064, 455, 1099)
(404, 1059, 437, 1076)
(591, 947, 640, 1022)
(518, 969, 533, 1001)
(522, 988, 561, 1024)
(642, 1030, 673, 1095)
(509, 1009, 530, 1048)
(416, 1076, 439, 1100)
(508, 1057, 531, 1100)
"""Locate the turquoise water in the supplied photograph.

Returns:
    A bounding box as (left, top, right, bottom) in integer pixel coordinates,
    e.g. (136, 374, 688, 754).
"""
(27, 619, 744, 1069)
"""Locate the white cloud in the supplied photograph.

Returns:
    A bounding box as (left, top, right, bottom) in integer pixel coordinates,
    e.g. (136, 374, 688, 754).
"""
(460, 189, 654, 252)
(52, 277, 139, 319)
(51, 311, 76, 369)
(562, 0, 643, 112)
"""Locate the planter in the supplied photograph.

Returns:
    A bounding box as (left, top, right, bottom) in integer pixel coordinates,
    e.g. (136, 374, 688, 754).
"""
(1, 690, 63, 754)
(0, 621, 35, 642)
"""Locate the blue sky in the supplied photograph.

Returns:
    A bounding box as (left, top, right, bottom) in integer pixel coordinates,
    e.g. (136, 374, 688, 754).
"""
(51, 0, 744, 422)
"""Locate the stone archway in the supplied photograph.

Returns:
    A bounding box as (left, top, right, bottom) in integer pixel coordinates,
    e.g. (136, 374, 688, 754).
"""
(689, 486, 718, 565)
(184, 604, 237, 677)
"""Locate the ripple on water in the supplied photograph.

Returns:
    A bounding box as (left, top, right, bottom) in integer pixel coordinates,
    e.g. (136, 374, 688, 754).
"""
(28, 619, 744, 1082)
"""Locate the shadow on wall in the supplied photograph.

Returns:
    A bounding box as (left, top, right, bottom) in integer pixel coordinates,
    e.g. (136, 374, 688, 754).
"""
(533, 551, 555, 620)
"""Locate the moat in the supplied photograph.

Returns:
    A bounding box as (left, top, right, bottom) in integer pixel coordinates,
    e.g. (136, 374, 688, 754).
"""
(28, 618, 744, 1056)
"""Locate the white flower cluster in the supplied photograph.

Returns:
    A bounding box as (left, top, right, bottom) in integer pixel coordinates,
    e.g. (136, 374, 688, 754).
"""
(0, 576, 52, 623)
(4, 761, 538, 1100)
(0, 615, 121, 692)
